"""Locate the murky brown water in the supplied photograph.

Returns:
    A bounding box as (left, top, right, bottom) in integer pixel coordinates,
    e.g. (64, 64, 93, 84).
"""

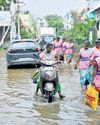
(0, 51, 100, 125)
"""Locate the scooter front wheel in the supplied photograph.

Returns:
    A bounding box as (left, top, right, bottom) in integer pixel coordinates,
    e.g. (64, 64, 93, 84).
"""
(48, 93, 53, 103)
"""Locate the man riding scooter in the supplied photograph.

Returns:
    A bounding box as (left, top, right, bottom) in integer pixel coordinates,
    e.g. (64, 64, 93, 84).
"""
(33, 43, 65, 99)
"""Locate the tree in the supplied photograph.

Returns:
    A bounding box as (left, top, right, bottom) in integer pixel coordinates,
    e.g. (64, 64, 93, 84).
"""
(0, 0, 16, 7)
(0, 0, 6, 7)
(71, 17, 96, 44)
(45, 14, 64, 36)
(20, 14, 36, 39)
(20, 27, 32, 39)
(64, 10, 96, 44)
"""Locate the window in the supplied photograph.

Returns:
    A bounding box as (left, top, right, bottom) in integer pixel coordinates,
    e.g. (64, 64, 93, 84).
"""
(11, 41, 37, 50)
(97, 22, 99, 31)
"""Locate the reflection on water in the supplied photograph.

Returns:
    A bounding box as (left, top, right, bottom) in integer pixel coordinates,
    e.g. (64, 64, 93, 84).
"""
(32, 102, 60, 125)
(0, 51, 100, 125)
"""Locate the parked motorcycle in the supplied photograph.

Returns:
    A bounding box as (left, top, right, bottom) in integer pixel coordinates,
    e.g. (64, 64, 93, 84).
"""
(39, 59, 60, 103)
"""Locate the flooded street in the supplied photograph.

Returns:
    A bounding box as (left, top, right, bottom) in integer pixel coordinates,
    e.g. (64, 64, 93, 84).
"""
(0, 50, 100, 125)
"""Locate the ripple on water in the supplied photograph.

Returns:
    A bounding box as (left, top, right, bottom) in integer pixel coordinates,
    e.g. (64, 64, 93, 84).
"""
(0, 52, 100, 125)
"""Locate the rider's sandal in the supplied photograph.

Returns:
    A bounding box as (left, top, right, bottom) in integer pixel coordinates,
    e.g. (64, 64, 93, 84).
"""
(59, 94, 65, 99)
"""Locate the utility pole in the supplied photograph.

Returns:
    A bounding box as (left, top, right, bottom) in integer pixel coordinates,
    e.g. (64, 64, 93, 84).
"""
(64, 13, 70, 29)
(16, 0, 21, 39)
(16, 0, 24, 39)
(10, 1, 16, 42)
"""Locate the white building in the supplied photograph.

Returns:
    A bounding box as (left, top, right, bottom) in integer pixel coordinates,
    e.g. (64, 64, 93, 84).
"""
(0, 1, 11, 42)
(85, 0, 100, 40)
(0, 0, 24, 46)
(0, 1, 16, 44)
(89, 6, 100, 38)
(86, 0, 100, 10)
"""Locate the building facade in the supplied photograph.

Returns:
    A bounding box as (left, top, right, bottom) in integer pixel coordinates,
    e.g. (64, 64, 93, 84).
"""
(89, 6, 100, 38)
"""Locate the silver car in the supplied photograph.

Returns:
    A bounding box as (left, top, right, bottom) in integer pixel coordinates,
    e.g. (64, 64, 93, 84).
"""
(6, 39, 40, 68)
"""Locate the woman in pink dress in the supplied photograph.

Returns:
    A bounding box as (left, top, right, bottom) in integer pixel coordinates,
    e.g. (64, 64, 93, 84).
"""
(53, 37, 63, 61)
(89, 39, 100, 66)
(33, 43, 65, 98)
(92, 39, 100, 58)
(52, 38, 56, 45)
(39, 46, 57, 60)
(62, 39, 66, 52)
(62, 39, 67, 62)
(74, 41, 93, 91)
(92, 57, 100, 104)
(64, 39, 74, 63)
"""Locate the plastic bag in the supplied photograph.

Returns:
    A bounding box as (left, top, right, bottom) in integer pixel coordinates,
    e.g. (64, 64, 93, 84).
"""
(85, 85, 99, 110)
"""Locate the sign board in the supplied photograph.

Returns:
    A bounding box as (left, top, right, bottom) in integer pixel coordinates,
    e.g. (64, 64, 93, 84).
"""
(40, 27, 56, 36)
(0, 11, 11, 26)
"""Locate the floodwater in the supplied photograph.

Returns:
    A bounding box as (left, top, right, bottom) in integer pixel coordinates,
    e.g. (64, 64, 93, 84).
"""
(0, 51, 100, 125)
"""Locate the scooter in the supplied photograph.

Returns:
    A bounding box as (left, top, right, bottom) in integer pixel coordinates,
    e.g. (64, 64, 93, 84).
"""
(39, 59, 60, 103)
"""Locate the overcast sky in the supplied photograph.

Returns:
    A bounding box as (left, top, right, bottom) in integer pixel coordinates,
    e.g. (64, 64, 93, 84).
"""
(23, 0, 86, 17)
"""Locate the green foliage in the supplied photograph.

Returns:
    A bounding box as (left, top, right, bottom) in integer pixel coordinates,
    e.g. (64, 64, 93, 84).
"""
(20, 27, 32, 39)
(12, 0, 16, 3)
(20, 14, 36, 39)
(45, 14, 64, 36)
(64, 17, 96, 44)
(63, 29, 72, 39)
(0, 0, 16, 7)
(28, 14, 37, 37)
(0, 0, 6, 7)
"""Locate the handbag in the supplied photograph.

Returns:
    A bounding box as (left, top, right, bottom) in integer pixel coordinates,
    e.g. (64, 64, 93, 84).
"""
(85, 85, 99, 110)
